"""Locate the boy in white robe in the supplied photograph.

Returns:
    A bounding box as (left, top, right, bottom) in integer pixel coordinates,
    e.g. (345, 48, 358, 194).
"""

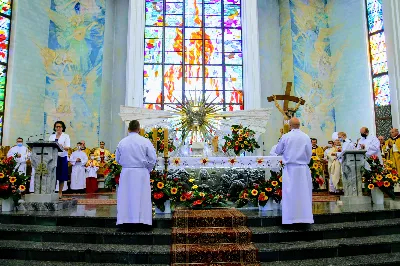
(85, 152, 99, 193)
(116, 120, 157, 231)
(69, 142, 88, 192)
(275, 118, 313, 227)
(7, 137, 29, 175)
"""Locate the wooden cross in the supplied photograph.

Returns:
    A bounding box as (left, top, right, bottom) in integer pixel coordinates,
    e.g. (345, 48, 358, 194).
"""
(267, 82, 305, 112)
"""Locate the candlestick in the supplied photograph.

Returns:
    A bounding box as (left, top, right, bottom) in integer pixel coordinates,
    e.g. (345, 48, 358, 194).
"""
(163, 128, 169, 157)
(152, 128, 158, 151)
(139, 128, 145, 136)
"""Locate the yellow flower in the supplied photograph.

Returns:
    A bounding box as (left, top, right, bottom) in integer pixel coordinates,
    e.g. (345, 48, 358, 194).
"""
(384, 181, 391, 187)
(150, 179, 154, 183)
(9, 177, 17, 183)
(157, 182, 164, 189)
(145, 134, 149, 138)
(199, 192, 205, 197)
(192, 185, 198, 190)
(279, 176, 283, 183)
(238, 138, 243, 141)
(0, 173, 4, 179)
(386, 174, 393, 179)
(239, 134, 243, 138)
(111, 154, 116, 158)
(180, 195, 186, 201)
(251, 189, 258, 196)
(19, 185, 26, 192)
(368, 184, 374, 190)
(313, 163, 318, 169)
(271, 181, 278, 186)
(386, 160, 393, 165)
(312, 156, 319, 161)
(189, 178, 195, 183)
(112, 161, 118, 165)
(265, 187, 272, 192)
(227, 142, 231, 146)
(392, 176, 399, 182)
(244, 141, 248, 144)
(235, 141, 239, 145)
(171, 187, 178, 194)
(376, 175, 383, 181)
(241, 144, 244, 148)
(387, 167, 393, 171)
(158, 129, 163, 133)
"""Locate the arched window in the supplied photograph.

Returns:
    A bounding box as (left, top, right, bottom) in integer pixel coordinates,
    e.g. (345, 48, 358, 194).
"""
(143, 0, 243, 111)
(365, 0, 392, 137)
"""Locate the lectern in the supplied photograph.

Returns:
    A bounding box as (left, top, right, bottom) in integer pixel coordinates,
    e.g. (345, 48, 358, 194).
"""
(340, 150, 371, 204)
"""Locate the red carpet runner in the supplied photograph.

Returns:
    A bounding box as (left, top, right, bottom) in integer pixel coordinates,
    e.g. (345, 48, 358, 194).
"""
(171, 209, 260, 265)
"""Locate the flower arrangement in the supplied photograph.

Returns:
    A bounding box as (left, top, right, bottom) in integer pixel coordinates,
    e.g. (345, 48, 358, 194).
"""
(309, 156, 325, 190)
(104, 154, 122, 189)
(222, 125, 260, 156)
(362, 155, 399, 199)
(0, 156, 29, 204)
(144, 128, 176, 154)
(151, 170, 190, 211)
(236, 172, 282, 208)
(180, 178, 227, 208)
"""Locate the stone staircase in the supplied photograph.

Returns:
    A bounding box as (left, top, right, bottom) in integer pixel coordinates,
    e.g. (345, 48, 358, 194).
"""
(0, 206, 400, 265)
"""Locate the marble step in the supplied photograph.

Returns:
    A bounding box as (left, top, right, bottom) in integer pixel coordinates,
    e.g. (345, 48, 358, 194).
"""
(251, 217, 400, 243)
(0, 260, 168, 266)
(0, 224, 171, 245)
(256, 233, 400, 262)
(262, 252, 400, 266)
(0, 240, 170, 264)
(172, 226, 252, 244)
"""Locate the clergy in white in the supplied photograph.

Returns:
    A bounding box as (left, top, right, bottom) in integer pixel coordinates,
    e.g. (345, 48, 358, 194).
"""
(7, 137, 29, 175)
(69, 142, 88, 190)
(336, 132, 354, 162)
(275, 118, 314, 225)
(116, 120, 157, 227)
(357, 127, 383, 164)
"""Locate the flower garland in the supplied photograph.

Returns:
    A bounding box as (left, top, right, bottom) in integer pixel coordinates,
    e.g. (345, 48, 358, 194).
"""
(362, 155, 399, 199)
(222, 125, 260, 156)
(104, 154, 121, 189)
(309, 156, 325, 190)
(144, 128, 176, 154)
(0, 156, 29, 205)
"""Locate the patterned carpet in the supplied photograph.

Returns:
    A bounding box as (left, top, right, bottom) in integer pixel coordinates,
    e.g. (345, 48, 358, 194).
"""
(171, 209, 260, 265)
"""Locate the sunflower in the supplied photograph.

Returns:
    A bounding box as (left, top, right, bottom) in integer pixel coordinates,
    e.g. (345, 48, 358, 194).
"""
(112, 161, 118, 165)
(311, 156, 319, 161)
(392, 176, 399, 182)
(235, 141, 239, 145)
(313, 163, 318, 169)
(384, 181, 391, 187)
(265, 187, 272, 192)
(376, 175, 383, 181)
(279, 176, 283, 182)
(157, 182, 164, 189)
(180, 195, 186, 201)
(0, 173, 4, 179)
(111, 154, 116, 159)
(386, 174, 393, 179)
(271, 181, 278, 186)
(241, 144, 244, 148)
(19, 185, 26, 192)
(171, 187, 178, 194)
(9, 177, 17, 183)
(227, 142, 231, 146)
(368, 184, 375, 190)
(192, 185, 198, 190)
(251, 189, 258, 196)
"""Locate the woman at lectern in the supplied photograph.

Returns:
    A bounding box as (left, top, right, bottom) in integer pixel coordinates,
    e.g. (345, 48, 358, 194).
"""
(49, 121, 70, 199)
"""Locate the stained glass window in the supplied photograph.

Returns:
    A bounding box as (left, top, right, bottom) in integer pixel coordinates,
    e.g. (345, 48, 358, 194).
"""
(366, 0, 391, 138)
(143, 0, 243, 111)
(0, 0, 11, 144)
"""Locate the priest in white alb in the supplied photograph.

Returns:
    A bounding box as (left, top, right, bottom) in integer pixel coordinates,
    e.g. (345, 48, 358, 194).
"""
(116, 120, 157, 231)
(7, 137, 29, 175)
(69, 142, 88, 191)
(275, 118, 314, 226)
(357, 127, 383, 164)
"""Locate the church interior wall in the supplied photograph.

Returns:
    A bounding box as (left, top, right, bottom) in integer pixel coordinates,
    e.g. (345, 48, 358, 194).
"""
(257, 0, 283, 152)
(328, 0, 375, 141)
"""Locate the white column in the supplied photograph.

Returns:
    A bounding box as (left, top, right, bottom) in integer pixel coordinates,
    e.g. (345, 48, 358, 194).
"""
(382, 0, 400, 128)
(126, 0, 145, 107)
(242, 0, 261, 110)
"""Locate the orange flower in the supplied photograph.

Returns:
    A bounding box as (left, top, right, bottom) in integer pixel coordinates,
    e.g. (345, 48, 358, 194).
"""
(0, 173, 4, 179)
(238, 138, 243, 141)
(9, 177, 17, 183)
(157, 182, 164, 189)
(368, 184, 374, 190)
(392, 176, 399, 182)
(243, 192, 248, 199)
(376, 175, 383, 181)
(279, 176, 283, 183)
(170, 187, 178, 194)
(19, 185, 26, 192)
(384, 181, 391, 187)
(271, 181, 278, 186)
(265, 187, 272, 192)
(200, 158, 209, 165)
(180, 195, 186, 201)
(251, 189, 258, 196)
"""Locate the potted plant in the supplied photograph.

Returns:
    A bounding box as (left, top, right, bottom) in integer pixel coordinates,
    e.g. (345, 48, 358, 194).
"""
(104, 154, 121, 190)
(222, 125, 260, 156)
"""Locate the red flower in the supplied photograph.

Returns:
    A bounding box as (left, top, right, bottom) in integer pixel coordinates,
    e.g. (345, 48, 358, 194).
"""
(193, 200, 203, 206)
(173, 178, 179, 182)
(317, 178, 324, 185)
(103, 169, 110, 176)
(370, 155, 378, 160)
(0, 184, 8, 191)
(254, 184, 259, 189)
(275, 189, 282, 197)
(376, 181, 383, 187)
(115, 175, 120, 185)
(153, 192, 164, 200)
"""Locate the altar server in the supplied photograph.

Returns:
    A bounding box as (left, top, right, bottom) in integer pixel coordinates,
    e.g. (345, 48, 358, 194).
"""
(116, 120, 157, 231)
(275, 118, 313, 225)
(69, 142, 88, 191)
(357, 127, 382, 164)
(85, 152, 99, 193)
(7, 137, 29, 175)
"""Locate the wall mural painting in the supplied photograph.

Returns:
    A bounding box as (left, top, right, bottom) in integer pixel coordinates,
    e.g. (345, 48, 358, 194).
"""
(288, 0, 344, 141)
(39, 0, 105, 144)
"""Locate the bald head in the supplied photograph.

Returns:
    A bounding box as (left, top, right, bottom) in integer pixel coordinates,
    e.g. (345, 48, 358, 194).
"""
(360, 127, 369, 138)
(390, 128, 399, 138)
(289, 118, 300, 129)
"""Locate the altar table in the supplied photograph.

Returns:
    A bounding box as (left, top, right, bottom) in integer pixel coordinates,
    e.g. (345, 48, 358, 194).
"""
(156, 156, 283, 170)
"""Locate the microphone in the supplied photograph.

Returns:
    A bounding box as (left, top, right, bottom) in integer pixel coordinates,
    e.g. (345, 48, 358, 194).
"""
(28, 132, 52, 142)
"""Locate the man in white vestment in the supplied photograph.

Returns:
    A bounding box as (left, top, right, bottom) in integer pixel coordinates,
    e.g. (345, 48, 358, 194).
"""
(269, 139, 280, 156)
(116, 120, 157, 231)
(7, 137, 29, 175)
(336, 132, 354, 162)
(69, 142, 88, 191)
(275, 118, 313, 226)
(357, 127, 383, 164)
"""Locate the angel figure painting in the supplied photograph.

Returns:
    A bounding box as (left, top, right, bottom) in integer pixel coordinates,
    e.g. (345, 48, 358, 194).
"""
(288, 0, 345, 141)
(41, 0, 105, 143)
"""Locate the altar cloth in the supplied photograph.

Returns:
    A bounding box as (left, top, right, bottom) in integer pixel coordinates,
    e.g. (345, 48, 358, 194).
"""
(156, 156, 283, 170)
